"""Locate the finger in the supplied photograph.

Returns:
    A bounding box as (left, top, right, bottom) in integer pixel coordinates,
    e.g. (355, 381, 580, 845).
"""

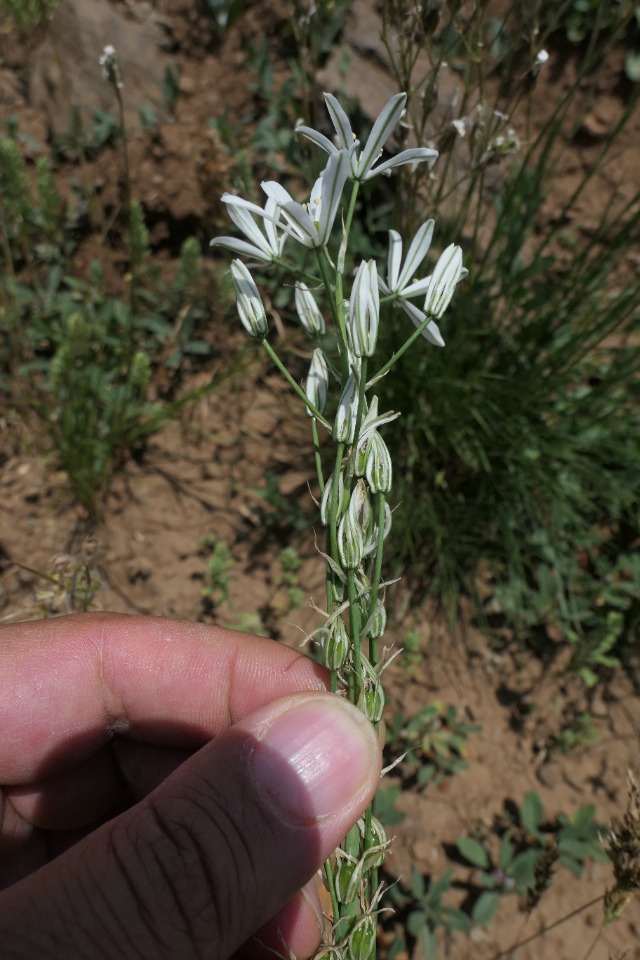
(245, 880, 324, 960)
(0, 693, 381, 960)
(1, 613, 327, 785)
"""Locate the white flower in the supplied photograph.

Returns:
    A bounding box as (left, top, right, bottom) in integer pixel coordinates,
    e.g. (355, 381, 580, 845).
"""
(378, 219, 445, 347)
(295, 283, 325, 336)
(423, 244, 464, 318)
(380, 219, 435, 299)
(212, 196, 286, 264)
(229, 259, 268, 338)
(261, 149, 352, 248)
(99, 45, 123, 89)
(305, 348, 329, 417)
(349, 260, 379, 357)
(297, 92, 438, 182)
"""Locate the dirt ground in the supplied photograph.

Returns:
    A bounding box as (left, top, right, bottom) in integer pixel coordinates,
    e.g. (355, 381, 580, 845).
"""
(1, 2, 640, 958)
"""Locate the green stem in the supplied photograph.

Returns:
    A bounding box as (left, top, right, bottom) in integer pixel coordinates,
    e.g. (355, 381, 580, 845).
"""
(347, 569, 363, 706)
(370, 313, 438, 383)
(368, 492, 387, 669)
(310, 417, 324, 494)
(260, 339, 331, 428)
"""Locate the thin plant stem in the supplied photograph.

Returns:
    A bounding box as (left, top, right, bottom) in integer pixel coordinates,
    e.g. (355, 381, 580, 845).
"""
(260, 339, 331, 427)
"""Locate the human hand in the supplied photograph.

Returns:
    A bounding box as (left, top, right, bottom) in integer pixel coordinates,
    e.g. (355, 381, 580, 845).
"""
(0, 613, 381, 959)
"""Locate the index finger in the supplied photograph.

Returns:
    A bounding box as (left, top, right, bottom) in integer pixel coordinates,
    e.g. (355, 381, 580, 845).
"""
(1, 613, 327, 784)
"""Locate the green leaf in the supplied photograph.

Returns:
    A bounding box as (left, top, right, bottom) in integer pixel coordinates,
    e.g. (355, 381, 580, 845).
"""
(509, 849, 543, 891)
(472, 890, 501, 926)
(410, 865, 425, 899)
(521, 790, 545, 836)
(457, 836, 490, 869)
(406, 909, 427, 936)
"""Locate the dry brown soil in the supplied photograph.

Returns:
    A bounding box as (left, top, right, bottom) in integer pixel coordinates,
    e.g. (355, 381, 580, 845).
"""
(1, 2, 640, 958)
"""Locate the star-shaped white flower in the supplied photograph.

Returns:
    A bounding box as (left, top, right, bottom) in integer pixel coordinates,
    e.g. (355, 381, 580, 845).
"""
(297, 92, 438, 182)
(261, 149, 351, 248)
(211, 196, 286, 264)
(378, 219, 445, 347)
(379, 219, 435, 299)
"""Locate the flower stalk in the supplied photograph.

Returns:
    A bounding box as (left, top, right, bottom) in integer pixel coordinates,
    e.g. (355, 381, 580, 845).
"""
(211, 90, 464, 960)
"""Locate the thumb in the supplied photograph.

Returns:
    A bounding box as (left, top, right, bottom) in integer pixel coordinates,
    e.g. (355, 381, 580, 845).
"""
(1, 693, 381, 960)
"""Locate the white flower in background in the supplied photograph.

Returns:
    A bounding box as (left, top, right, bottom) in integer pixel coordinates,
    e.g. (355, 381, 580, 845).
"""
(297, 92, 438, 182)
(534, 49, 549, 73)
(229, 259, 268, 338)
(261, 149, 352, 248)
(99, 45, 123, 89)
(295, 282, 325, 336)
(349, 260, 379, 358)
(212, 196, 286, 264)
(305, 348, 329, 416)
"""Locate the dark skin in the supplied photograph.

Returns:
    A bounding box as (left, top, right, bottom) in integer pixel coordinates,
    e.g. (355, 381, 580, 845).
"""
(0, 613, 381, 960)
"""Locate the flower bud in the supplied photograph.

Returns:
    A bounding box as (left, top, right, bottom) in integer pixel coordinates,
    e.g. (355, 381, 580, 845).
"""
(348, 915, 377, 960)
(305, 348, 329, 416)
(337, 508, 364, 570)
(295, 282, 325, 336)
(365, 430, 392, 493)
(323, 616, 349, 670)
(333, 372, 358, 443)
(335, 858, 361, 904)
(423, 243, 463, 318)
(320, 469, 348, 526)
(349, 259, 379, 357)
(365, 600, 386, 640)
(229, 259, 268, 338)
(361, 676, 385, 723)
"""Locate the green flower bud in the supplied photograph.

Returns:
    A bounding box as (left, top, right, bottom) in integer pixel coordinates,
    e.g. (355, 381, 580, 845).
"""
(295, 281, 325, 336)
(333, 372, 358, 443)
(348, 915, 377, 960)
(306, 348, 329, 417)
(230, 259, 268, 338)
(365, 430, 392, 494)
(335, 858, 361, 904)
(337, 508, 364, 570)
(361, 676, 385, 722)
(323, 617, 349, 670)
(365, 600, 386, 640)
(423, 243, 463, 318)
(349, 259, 379, 357)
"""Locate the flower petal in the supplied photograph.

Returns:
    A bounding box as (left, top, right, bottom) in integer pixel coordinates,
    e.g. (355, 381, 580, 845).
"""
(387, 229, 402, 291)
(324, 92, 355, 150)
(317, 149, 351, 245)
(401, 299, 445, 347)
(357, 93, 407, 179)
(397, 219, 434, 290)
(210, 236, 273, 262)
(296, 124, 338, 156)
(362, 146, 438, 181)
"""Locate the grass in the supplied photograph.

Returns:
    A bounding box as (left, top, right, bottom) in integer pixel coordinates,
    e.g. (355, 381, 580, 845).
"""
(372, 0, 640, 675)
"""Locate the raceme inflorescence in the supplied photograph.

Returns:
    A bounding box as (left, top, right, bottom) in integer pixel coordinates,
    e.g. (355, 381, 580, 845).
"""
(211, 91, 465, 960)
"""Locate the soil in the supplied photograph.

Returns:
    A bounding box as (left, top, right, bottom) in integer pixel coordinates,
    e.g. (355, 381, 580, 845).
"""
(1, 2, 640, 958)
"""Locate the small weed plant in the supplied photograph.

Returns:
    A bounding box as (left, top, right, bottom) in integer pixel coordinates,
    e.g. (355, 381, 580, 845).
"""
(0, 50, 214, 515)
